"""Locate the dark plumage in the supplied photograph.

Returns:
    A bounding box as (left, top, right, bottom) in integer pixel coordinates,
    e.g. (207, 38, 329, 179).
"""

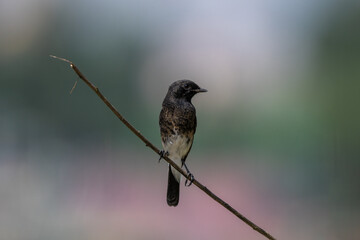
(159, 80, 207, 206)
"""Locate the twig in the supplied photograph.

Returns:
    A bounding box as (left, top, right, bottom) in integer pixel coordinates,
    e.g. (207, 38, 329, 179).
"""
(69, 80, 78, 94)
(50, 55, 277, 240)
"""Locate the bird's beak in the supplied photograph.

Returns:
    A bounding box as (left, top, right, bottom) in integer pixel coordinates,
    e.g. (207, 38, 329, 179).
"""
(194, 88, 207, 93)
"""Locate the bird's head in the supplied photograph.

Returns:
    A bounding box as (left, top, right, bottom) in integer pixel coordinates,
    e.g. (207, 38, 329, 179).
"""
(168, 80, 207, 101)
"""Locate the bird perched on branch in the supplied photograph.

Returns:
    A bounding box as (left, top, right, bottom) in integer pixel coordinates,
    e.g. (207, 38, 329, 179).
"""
(159, 80, 207, 206)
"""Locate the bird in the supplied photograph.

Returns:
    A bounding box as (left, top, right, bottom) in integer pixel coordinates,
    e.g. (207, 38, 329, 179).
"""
(159, 79, 207, 206)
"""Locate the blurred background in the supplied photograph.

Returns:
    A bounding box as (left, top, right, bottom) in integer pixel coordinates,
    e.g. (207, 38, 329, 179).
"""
(1, 0, 360, 239)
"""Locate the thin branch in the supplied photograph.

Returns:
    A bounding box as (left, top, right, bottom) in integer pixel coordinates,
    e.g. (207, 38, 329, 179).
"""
(50, 55, 277, 240)
(69, 80, 77, 94)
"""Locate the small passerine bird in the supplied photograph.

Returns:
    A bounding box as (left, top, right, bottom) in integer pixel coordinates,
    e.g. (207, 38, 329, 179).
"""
(159, 80, 207, 206)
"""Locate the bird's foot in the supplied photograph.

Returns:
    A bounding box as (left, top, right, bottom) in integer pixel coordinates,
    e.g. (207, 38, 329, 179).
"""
(158, 150, 168, 163)
(183, 162, 194, 187)
(185, 173, 194, 187)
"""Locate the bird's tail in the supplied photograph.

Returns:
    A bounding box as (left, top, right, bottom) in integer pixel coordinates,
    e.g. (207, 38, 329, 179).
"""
(167, 165, 180, 206)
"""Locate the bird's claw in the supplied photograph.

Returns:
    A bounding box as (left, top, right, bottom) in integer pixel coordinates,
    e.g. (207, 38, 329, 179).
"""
(158, 150, 168, 163)
(185, 173, 194, 187)
(182, 162, 194, 186)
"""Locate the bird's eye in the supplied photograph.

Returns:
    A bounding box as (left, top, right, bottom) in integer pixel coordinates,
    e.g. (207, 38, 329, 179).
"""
(184, 84, 189, 89)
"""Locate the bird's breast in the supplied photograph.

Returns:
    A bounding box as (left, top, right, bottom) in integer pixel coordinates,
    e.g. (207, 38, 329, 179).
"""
(162, 133, 193, 160)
